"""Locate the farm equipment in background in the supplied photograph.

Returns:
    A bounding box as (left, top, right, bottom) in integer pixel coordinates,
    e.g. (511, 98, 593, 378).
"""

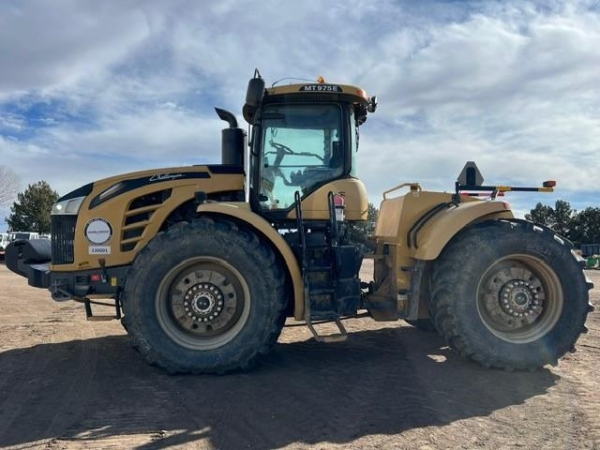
(5, 71, 594, 374)
(0, 233, 10, 262)
(581, 244, 600, 269)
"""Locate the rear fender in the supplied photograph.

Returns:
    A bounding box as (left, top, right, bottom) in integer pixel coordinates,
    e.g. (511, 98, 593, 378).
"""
(413, 201, 513, 260)
(197, 202, 304, 319)
(406, 204, 512, 320)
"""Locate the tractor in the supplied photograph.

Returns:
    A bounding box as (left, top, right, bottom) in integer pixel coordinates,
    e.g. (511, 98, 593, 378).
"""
(6, 70, 594, 374)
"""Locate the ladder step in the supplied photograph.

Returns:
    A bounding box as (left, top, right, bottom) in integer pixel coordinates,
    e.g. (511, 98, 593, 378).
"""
(306, 317, 348, 343)
(84, 298, 122, 321)
(87, 315, 119, 321)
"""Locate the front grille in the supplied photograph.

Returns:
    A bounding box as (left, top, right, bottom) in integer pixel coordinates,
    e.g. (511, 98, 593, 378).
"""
(51, 215, 77, 264)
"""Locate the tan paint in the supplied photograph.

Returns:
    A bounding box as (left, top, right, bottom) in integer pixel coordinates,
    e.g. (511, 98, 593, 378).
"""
(374, 190, 513, 259)
(375, 191, 456, 243)
(266, 83, 371, 106)
(370, 189, 513, 319)
(197, 202, 306, 320)
(286, 178, 369, 221)
(51, 165, 244, 272)
(413, 202, 514, 260)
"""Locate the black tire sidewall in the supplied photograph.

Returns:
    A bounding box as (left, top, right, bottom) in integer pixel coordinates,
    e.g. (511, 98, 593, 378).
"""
(123, 220, 284, 372)
(438, 223, 588, 367)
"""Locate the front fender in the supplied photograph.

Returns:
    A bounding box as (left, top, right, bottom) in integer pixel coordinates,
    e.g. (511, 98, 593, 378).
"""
(197, 202, 305, 319)
(413, 201, 513, 260)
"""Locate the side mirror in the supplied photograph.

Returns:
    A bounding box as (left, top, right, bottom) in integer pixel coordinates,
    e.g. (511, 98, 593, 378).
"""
(368, 96, 378, 113)
(243, 71, 265, 124)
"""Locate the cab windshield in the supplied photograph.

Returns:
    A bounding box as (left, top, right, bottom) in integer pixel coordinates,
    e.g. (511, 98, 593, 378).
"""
(258, 104, 343, 210)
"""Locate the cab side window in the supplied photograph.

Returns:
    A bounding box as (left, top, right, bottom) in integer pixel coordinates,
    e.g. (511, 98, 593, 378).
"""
(259, 104, 343, 210)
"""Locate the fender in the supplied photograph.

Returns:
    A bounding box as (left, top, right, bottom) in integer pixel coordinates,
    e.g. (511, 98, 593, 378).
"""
(412, 201, 513, 260)
(197, 202, 305, 319)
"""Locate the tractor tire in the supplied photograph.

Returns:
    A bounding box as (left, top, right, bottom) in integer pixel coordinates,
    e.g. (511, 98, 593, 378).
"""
(429, 220, 593, 370)
(121, 218, 287, 374)
(405, 318, 437, 333)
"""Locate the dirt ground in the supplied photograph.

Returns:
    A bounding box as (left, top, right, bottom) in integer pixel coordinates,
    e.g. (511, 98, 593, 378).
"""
(0, 261, 599, 450)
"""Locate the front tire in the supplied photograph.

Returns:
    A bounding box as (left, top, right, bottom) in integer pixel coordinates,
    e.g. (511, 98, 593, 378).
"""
(430, 220, 592, 370)
(121, 218, 287, 374)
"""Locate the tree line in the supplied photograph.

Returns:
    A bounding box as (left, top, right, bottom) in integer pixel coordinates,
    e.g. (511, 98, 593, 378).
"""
(526, 200, 600, 246)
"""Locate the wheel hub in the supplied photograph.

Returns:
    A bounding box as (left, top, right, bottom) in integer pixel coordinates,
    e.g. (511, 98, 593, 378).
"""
(162, 264, 243, 340)
(479, 263, 547, 332)
(184, 283, 224, 322)
(498, 280, 541, 317)
(476, 256, 564, 345)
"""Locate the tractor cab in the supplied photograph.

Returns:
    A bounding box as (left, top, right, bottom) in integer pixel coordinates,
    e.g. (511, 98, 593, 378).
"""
(242, 72, 377, 223)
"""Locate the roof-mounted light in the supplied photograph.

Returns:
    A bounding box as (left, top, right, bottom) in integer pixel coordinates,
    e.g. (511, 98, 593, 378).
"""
(355, 89, 368, 100)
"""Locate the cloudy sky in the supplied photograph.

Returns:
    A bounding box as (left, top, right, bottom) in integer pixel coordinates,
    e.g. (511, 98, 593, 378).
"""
(1, 0, 599, 230)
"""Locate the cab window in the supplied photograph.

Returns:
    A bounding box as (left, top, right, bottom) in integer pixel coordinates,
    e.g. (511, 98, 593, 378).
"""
(259, 104, 343, 210)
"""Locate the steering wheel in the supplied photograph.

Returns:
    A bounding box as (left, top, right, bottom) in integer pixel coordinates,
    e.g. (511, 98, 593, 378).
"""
(266, 140, 325, 166)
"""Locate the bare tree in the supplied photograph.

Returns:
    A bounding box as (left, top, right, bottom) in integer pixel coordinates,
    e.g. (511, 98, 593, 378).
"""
(0, 165, 20, 206)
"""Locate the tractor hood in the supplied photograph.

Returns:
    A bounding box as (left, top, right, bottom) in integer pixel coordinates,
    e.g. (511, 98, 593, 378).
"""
(54, 164, 244, 212)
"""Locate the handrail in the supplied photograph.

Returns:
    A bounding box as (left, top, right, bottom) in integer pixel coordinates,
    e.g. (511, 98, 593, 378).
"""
(383, 183, 421, 200)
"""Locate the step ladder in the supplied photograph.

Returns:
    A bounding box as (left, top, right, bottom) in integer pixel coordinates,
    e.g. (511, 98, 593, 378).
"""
(83, 295, 122, 321)
(294, 191, 347, 343)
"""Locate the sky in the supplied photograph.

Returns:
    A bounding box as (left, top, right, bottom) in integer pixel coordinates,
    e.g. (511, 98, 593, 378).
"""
(1, 0, 599, 231)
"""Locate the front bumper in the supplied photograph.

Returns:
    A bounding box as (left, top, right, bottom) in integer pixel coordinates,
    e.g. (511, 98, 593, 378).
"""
(5, 239, 127, 301)
(5, 239, 52, 288)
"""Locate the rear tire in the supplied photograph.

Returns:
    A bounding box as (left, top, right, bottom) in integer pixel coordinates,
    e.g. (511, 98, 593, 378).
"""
(121, 218, 287, 374)
(429, 220, 592, 370)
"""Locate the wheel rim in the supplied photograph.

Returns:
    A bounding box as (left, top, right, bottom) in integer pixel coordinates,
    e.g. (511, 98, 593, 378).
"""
(477, 255, 563, 344)
(156, 257, 250, 350)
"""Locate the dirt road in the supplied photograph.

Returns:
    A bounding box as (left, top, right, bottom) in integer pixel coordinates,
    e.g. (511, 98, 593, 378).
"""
(0, 263, 599, 450)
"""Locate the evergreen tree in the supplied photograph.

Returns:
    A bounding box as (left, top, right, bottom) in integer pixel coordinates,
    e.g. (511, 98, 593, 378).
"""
(6, 181, 59, 234)
(525, 200, 575, 240)
(571, 207, 600, 245)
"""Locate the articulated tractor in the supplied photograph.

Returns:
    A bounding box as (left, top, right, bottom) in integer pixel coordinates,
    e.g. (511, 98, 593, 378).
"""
(7, 71, 593, 374)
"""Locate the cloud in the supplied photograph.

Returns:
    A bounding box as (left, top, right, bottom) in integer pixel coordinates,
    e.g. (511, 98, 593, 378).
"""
(0, 0, 599, 229)
(0, 1, 155, 94)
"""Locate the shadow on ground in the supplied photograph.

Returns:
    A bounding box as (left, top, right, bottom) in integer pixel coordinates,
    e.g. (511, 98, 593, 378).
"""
(0, 326, 558, 449)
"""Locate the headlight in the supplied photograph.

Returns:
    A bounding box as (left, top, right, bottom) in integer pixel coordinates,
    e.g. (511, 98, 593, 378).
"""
(52, 196, 86, 215)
